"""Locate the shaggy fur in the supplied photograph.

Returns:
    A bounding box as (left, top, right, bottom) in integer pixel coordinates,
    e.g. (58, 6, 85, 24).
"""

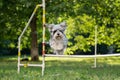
(45, 22, 68, 55)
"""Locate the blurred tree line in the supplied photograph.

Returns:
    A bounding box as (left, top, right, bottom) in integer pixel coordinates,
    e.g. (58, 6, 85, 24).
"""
(0, 0, 120, 56)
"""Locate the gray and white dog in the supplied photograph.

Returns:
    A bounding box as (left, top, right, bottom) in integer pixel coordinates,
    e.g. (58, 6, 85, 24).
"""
(45, 22, 68, 55)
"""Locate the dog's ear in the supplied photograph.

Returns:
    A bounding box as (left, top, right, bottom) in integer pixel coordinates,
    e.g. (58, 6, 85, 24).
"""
(44, 24, 54, 32)
(60, 22, 67, 28)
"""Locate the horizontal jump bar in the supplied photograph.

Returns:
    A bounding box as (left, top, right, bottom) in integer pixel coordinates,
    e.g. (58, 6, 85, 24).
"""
(45, 53, 120, 58)
(19, 64, 43, 67)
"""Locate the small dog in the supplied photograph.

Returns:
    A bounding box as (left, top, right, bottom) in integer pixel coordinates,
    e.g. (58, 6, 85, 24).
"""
(45, 22, 68, 55)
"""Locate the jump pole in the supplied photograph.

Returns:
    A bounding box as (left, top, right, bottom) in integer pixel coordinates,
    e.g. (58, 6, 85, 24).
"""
(45, 53, 120, 58)
(17, 0, 45, 76)
(18, 4, 42, 73)
(42, 0, 46, 76)
(94, 25, 97, 68)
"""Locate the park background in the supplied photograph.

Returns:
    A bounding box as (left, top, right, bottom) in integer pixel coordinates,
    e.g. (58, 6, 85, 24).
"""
(1, 0, 120, 57)
(0, 0, 120, 80)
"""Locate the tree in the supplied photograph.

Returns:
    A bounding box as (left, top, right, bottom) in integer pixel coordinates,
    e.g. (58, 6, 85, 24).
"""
(30, 14, 39, 61)
(0, 0, 41, 60)
(0, 0, 120, 56)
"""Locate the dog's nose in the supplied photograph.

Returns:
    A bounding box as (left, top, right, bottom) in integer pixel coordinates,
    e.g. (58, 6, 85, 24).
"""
(57, 33, 60, 35)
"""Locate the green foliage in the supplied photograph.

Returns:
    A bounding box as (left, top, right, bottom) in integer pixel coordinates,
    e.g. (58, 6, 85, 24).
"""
(0, 0, 41, 49)
(65, 15, 96, 54)
(0, 0, 120, 54)
(45, 0, 120, 54)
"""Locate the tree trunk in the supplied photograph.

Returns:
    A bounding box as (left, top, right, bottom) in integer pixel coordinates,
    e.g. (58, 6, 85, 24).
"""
(30, 14, 39, 61)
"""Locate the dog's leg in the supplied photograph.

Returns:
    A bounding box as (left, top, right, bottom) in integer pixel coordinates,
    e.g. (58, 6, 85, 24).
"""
(58, 50, 64, 55)
(54, 50, 59, 55)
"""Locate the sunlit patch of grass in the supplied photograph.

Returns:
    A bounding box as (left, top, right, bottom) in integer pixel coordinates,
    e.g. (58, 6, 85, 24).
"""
(0, 56, 120, 80)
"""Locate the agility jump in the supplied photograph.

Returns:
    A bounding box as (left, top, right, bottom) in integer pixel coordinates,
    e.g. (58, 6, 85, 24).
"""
(18, 0, 45, 76)
(18, 0, 120, 76)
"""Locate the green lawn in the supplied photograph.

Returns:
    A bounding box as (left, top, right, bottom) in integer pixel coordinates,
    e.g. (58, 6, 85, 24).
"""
(0, 56, 120, 80)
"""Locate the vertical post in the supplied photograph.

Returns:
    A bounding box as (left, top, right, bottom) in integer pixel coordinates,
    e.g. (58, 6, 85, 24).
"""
(18, 39, 21, 73)
(94, 25, 97, 68)
(42, 0, 45, 76)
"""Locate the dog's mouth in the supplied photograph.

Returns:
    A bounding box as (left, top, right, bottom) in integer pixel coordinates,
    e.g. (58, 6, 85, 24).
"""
(55, 36, 62, 40)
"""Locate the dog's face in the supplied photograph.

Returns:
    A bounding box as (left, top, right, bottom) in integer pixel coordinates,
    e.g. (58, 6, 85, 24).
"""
(45, 22, 67, 40)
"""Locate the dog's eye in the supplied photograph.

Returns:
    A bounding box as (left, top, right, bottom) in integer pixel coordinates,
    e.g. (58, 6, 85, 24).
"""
(59, 30, 63, 33)
(52, 30, 63, 35)
(53, 30, 57, 34)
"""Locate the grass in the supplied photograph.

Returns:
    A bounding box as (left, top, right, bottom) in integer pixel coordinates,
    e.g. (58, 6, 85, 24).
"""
(0, 56, 120, 80)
